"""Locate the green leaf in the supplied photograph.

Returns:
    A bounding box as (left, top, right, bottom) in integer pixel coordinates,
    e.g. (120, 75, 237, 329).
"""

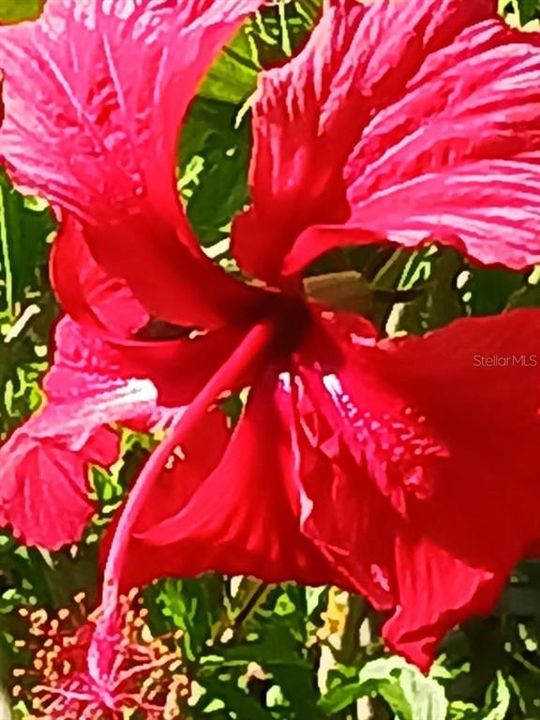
(0, 0, 43, 23)
(483, 672, 511, 720)
(516, 0, 539, 23)
(147, 576, 225, 661)
(320, 656, 448, 720)
(499, 0, 540, 25)
(0, 173, 54, 318)
(200, 0, 322, 104)
(448, 672, 511, 720)
(319, 681, 368, 715)
(200, 678, 275, 720)
(464, 266, 525, 316)
(384, 247, 464, 336)
(180, 98, 250, 248)
(200, 28, 260, 105)
(505, 266, 540, 310)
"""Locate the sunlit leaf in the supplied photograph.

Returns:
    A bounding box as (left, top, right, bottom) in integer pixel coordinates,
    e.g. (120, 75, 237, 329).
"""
(320, 656, 448, 719)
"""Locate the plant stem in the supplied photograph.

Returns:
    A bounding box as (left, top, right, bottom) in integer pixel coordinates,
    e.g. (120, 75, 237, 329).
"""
(233, 582, 269, 628)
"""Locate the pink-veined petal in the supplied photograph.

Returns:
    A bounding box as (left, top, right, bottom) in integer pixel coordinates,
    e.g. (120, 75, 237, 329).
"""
(0, 0, 266, 328)
(0, 0, 263, 223)
(233, 0, 499, 281)
(0, 316, 155, 548)
(0, 429, 118, 550)
(285, 16, 540, 273)
(0, 312, 245, 548)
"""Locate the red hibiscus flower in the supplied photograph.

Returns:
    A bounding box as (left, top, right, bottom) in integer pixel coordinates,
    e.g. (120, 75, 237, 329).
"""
(2, 1, 540, 711)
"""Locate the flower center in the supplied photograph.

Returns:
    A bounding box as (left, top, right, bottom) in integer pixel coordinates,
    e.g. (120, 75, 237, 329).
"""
(262, 288, 312, 360)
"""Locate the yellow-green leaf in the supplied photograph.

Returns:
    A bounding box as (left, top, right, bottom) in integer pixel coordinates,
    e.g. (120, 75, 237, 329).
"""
(0, 0, 43, 24)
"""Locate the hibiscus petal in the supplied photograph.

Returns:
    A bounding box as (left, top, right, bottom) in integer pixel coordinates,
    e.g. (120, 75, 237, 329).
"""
(82, 212, 265, 330)
(286, 18, 540, 273)
(118, 371, 339, 592)
(42, 318, 166, 429)
(50, 214, 150, 336)
(295, 307, 540, 667)
(233, 0, 499, 280)
(383, 534, 513, 671)
(45, 313, 254, 418)
(0, 0, 265, 328)
(0, 316, 149, 547)
(0, 0, 261, 222)
(0, 309, 257, 548)
(102, 324, 256, 408)
(0, 316, 183, 548)
(286, 375, 397, 609)
(0, 425, 118, 550)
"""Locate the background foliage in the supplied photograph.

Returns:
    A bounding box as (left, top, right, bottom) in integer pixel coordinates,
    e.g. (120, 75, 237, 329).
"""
(2, 0, 540, 718)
